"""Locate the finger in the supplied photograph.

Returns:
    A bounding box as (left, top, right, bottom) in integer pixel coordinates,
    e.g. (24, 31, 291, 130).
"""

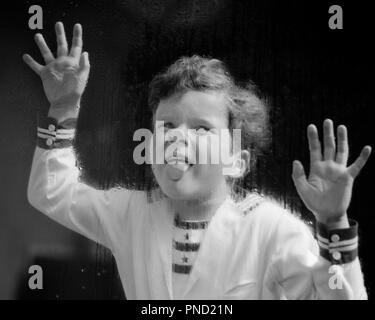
(22, 54, 43, 75)
(70, 23, 83, 58)
(34, 33, 54, 64)
(336, 125, 349, 165)
(307, 124, 322, 164)
(79, 52, 90, 72)
(348, 146, 372, 178)
(55, 21, 68, 57)
(323, 119, 336, 160)
(292, 160, 310, 195)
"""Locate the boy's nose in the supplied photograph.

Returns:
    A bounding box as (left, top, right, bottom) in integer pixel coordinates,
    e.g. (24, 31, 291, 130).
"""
(165, 126, 189, 145)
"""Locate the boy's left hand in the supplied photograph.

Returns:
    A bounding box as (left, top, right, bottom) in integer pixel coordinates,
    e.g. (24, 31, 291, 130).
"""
(292, 119, 371, 227)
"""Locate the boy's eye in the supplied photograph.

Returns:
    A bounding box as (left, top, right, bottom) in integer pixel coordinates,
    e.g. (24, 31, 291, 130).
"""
(196, 126, 210, 133)
(163, 122, 174, 129)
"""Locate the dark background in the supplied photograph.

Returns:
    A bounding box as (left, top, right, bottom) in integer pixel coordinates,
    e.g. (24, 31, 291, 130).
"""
(0, 0, 374, 299)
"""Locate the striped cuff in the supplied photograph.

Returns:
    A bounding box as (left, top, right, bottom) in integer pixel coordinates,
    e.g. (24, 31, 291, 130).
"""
(37, 117, 77, 149)
(316, 219, 358, 264)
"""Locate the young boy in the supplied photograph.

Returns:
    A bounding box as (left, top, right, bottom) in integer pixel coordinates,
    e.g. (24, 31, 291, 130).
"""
(24, 22, 371, 299)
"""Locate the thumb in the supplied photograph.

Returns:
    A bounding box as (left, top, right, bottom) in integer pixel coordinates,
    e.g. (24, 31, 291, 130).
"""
(292, 160, 309, 194)
(79, 52, 90, 71)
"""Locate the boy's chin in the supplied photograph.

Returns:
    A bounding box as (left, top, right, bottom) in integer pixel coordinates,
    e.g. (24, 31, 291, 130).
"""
(159, 182, 203, 201)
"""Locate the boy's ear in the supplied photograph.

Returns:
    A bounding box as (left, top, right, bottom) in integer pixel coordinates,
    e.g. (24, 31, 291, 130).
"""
(225, 150, 250, 178)
(241, 149, 251, 173)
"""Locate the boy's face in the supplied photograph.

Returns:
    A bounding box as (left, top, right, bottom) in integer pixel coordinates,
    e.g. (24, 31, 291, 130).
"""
(151, 90, 237, 201)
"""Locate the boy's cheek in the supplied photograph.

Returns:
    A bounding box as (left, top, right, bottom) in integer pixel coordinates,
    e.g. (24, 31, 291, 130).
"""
(149, 134, 165, 164)
(194, 164, 226, 183)
(195, 138, 222, 165)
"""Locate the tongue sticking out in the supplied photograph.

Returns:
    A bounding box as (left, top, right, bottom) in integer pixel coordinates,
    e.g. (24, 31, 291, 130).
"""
(166, 163, 189, 181)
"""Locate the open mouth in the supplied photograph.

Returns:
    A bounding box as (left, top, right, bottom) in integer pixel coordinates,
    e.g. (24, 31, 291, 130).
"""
(165, 157, 193, 172)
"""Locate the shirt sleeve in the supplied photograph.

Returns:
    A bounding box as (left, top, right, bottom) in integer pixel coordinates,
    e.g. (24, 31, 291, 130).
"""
(269, 209, 368, 300)
(27, 116, 136, 251)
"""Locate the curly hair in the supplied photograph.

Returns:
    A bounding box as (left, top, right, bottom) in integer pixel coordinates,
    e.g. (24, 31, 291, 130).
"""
(148, 55, 271, 176)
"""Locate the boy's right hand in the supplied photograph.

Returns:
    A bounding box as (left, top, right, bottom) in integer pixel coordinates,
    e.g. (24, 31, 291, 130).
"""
(23, 22, 90, 122)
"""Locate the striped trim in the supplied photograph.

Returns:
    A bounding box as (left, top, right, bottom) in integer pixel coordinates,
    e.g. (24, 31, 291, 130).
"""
(146, 188, 164, 204)
(173, 240, 200, 252)
(37, 132, 55, 139)
(146, 190, 153, 204)
(330, 243, 358, 252)
(237, 194, 264, 212)
(318, 240, 329, 250)
(330, 237, 358, 248)
(318, 237, 358, 252)
(37, 128, 56, 136)
(174, 215, 210, 230)
(236, 193, 265, 216)
(316, 219, 359, 264)
(38, 127, 75, 140)
(56, 128, 75, 134)
(243, 201, 263, 215)
(173, 264, 192, 274)
(237, 194, 259, 211)
(56, 133, 75, 139)
(317, 234, 329, 245)
(36, 117, 77, 149)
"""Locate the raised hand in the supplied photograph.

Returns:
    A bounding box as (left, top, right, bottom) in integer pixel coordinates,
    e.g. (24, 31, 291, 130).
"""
(23, 22, 90, 120)
(292, 119, 371, 226)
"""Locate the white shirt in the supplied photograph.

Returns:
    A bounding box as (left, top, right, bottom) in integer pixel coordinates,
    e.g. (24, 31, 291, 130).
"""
(27, 146, 368, 299)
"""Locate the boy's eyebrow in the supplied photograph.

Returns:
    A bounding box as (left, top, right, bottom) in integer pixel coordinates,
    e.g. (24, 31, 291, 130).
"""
(188, 116, 228, 128)
(189, 118, 214, 126)
(155, 111, 228, 127)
